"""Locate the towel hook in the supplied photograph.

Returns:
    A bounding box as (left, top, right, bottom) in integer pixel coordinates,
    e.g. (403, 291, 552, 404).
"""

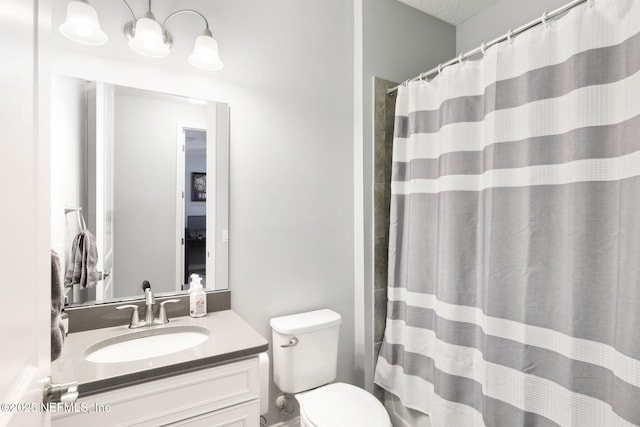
(64, 207, 87, 231)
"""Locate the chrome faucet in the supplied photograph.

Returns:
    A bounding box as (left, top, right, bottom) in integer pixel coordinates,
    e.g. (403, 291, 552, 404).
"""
(143, 281, 155, 325)
(116, 281, 179, 329)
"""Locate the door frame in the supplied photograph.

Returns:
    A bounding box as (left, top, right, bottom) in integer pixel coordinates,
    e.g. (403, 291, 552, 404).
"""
(175, 122, 207, 291)
(1, 0, 52, 425)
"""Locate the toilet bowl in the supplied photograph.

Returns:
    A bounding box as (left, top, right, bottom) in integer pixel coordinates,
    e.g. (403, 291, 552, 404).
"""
(270, 309, 390, 427)
(297, 383, 390, 427)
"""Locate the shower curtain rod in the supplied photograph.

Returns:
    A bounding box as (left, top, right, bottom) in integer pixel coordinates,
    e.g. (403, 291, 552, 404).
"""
(387, 0, 589, 95)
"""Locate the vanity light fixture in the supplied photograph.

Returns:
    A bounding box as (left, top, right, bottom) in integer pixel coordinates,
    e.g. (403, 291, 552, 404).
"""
(58, 1, 108, 45)
(59, 0, 224, 71)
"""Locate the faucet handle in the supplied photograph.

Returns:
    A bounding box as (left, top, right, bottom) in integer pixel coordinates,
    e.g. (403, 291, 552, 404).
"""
(116, 304, 144, 328)
(155, 299, 180, 324)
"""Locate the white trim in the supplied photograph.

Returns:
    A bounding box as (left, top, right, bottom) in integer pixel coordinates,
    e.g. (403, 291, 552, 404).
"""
(210, 103, 226, 290)
(392, 149, 640, 194)
(175, 124, 186, 290)
(387, 288, 640, 389)
(95, 82, 106, 302)
(94, 81, 116, 301)
(381, 320, 636, 427)
(352, 0, 368, 391)
(393, 69, 640, 162)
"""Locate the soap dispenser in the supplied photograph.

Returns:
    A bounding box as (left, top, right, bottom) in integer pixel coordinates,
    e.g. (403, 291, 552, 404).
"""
(189, 274, 207, 318)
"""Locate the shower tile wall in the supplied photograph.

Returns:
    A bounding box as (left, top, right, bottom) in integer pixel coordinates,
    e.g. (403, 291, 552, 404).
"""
(373, 77, 398, 402)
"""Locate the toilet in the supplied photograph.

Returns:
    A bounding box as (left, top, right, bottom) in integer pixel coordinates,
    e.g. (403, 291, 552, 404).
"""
(270, 309, 391, 427)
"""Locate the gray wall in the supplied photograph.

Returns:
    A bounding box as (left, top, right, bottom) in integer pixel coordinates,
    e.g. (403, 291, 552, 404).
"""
(456, 0, 570, 52)
(361, 0, 456, 391)
(227, 3, 356, 423)
(113, 87, 207, 297)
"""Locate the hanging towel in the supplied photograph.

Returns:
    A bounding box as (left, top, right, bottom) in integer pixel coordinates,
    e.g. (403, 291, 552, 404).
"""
(51, 250, 65, 361)
(64, 229, 99, 288)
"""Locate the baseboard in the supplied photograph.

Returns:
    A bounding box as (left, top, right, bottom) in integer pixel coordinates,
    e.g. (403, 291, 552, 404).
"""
(268, 416, 300, 427)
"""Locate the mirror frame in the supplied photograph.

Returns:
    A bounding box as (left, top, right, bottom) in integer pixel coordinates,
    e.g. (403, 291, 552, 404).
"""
(51, 75, 230, 307)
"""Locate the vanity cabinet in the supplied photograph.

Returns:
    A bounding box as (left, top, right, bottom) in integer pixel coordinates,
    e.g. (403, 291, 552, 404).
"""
(52, 356, 260, 427)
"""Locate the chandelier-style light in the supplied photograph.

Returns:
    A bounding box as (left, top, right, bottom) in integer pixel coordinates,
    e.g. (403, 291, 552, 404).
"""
(59, 0, 224, 71)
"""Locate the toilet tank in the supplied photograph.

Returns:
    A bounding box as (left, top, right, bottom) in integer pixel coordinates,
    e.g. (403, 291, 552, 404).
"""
(270, 309, 342, 394)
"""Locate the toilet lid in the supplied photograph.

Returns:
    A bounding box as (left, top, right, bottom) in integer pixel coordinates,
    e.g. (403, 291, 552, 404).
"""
(300, 383, 390, 427)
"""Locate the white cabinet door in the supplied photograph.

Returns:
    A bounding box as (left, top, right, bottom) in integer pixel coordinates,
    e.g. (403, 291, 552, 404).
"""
(0, 0, 51, 426)
(52, 358, 260, 427)
(168, 400, 259, 427)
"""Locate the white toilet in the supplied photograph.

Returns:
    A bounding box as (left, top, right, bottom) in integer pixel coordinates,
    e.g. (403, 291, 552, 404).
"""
(270, 309, 391, 427)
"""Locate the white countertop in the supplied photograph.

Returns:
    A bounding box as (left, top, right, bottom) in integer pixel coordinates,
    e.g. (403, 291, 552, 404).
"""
(51, 310, 269, 396)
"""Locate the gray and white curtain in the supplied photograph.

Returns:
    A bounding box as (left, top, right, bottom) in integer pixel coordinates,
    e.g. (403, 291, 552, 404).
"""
(374, 0, 640, 426)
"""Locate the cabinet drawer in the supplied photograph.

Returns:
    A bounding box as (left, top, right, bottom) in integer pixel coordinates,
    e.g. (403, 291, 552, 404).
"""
(52, 357, 259, 427)
(166, 400, 259, 427)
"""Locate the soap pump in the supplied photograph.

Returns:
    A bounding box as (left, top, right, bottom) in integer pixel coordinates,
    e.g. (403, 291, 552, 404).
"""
(189, 274, 207, 318)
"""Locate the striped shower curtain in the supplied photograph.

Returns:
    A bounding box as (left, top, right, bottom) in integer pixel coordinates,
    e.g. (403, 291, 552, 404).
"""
(374, 0, 640, 426)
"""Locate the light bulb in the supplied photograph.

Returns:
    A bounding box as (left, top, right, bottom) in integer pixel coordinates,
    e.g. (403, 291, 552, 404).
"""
(188, 33, 223, 71)
(59, 1, 108, 46)
(128, 17, 170, 58)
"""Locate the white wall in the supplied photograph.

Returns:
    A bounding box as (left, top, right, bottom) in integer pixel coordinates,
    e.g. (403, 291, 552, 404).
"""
(50, 0, 354, 424)
(357, 0, 455, 390)
(456, 0, 569, 52)
(113, 87, 207, 297)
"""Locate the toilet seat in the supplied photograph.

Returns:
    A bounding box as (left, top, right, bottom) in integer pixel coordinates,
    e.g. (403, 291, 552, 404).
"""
(297, 382, 391, 427)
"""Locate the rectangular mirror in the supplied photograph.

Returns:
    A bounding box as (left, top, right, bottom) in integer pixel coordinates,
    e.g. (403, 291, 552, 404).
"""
(50, 74, 229, 306)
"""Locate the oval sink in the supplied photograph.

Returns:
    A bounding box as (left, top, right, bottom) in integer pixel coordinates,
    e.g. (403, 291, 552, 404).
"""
(84, 325, 210, 363)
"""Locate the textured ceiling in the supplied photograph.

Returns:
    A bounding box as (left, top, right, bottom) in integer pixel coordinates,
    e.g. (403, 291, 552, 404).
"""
(398, 0, 500, 25)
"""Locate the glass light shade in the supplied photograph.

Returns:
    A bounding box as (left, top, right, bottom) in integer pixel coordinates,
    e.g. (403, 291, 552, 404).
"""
(188, 35, 224, 71)
(59, 1, 108, 46)
(128, 18, 170, 58)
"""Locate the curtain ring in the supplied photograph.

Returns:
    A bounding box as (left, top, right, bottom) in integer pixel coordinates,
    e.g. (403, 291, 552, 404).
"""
(507, 29, 514, 45)
(402, 79, 410, 87)
(419, 72, 426, 82)
(458, 53, 464, 64)
(541, 11, 549, 29)
(480, 42, 487, 56)
(437, 64, 443, 75)
(588, 0, 594, 8)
